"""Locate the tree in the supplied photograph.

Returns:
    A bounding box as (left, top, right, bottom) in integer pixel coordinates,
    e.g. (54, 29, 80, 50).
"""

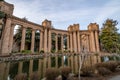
(14, 26, 40, 51)
(100, 19, 120, 53)
(0, 0, 4, 2)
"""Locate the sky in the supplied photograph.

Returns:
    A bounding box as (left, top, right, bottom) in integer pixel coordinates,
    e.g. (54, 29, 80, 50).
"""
(5, 0, 120, 32)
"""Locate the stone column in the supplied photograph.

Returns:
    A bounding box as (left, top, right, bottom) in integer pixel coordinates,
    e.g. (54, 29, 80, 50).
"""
(61, 34, 63, 52)
(89, 34, 92, 52)
(79, 35, 81, 52)
(48, 29, 51, 52)
(77, 31, 80, 52)
(73, 31, 77, 52)
(20, 27, 26, 51)
(88, 35, 91, 52)
(44, 28, 48, 52)
(91, 31, 96, 52)
(67, 35, 70, 51)
(9, 24, 15, 53)
(86, 35, 89, 52)
(18, 61, 23, 74)
(55, 34, 58, 52)
(1, 18, 11, 55)
(95, 31, 100, 52)
(70, 32, 73, 52)
(29, 60, 33, 77)
(39, 31, 43, 52)
(31, 29, 35, 53)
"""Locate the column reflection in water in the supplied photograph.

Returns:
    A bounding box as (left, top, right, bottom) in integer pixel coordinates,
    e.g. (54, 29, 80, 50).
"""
(0, 62, 10, 80)
(0, 54, 102, 79)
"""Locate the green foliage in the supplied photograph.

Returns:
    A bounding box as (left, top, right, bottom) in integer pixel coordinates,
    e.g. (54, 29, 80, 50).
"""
(0, 0, 4, 2)
(51, 49, 55, 53)
(100, 19, 120, 53)
(14, 26, 22, 45)
(0, 11, 5, 19)
(21, 50, 31, 54)
(14, 27, 40, 50)
(39, 50, 44, 53)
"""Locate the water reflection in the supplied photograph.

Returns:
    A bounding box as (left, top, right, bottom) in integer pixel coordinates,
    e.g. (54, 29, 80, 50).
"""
(0, 55, 119, 80)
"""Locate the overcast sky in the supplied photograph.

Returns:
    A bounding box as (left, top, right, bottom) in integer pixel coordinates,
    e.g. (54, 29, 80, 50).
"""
(5, 0, 120, 32)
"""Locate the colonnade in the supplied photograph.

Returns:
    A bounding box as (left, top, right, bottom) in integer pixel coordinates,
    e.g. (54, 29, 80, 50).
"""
(0, 18, 100, 55)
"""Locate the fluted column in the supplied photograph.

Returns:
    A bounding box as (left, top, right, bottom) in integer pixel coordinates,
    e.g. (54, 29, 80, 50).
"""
(77, 31, 80, 52)
(55, 34, 58, 52)
(9, 24, 15, 53)
(79, 35, 81, 52)
(61, 34, 63, 52)
(86, 35, 90, 52)
(91, 31, 96, 52)
(67, 35, 70, 51)
(48, 29, 51, 52)
(39, 31, 43, 52)
(88, 35, 91, 52)
(31, 29, 35, 53)
(95, 31, 100, 52)
(70, 32, 73, 52)
(1, 18, 11, 55)
(20, 27, 26, 51)
(73, 31, 77, 52)
(44, 28, 48, 52)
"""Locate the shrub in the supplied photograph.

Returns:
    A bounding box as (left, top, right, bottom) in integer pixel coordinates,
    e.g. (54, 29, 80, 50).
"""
(51, 49, 55, 53)
(45, 68, 60, 80)
(40, 50, 44, 53)
(21, 50, 31, 54)
(59, 66, 71, 78)
(30, 71, 39, 80)
(97, 67, 112, 76)
(14, 73, 27, 80)
(81, 66, 95, 77)
(95, 61, 118, 72)
(58, 50, 62, 54)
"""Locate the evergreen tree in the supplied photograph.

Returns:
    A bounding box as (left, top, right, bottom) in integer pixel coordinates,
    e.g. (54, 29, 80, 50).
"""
(0, 0, 4, 1)
(100, 19, 120, 53)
